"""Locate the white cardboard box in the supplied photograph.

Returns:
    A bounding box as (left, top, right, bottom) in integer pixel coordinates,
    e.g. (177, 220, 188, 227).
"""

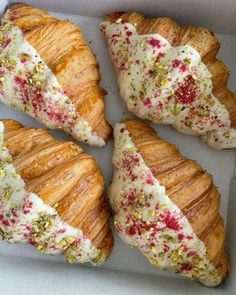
(0, 0, 235, 294)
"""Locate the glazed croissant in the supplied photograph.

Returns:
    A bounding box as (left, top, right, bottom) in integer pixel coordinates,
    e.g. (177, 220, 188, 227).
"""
(0, 4, 112, 146)
(109, 119, 229, 286)
(101, 12, 236, 149)
(0, 119, 113, 263)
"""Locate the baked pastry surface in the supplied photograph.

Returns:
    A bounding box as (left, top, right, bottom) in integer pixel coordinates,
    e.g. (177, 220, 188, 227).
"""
(101, 12, 236, 149)
(0, 4, 112, 146)
(0, 119, 113, 263)
(109, 118, 229, 286)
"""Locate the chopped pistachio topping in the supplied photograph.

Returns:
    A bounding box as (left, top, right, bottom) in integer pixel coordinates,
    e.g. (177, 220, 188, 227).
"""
(101, 20, 236, 149)
(109, 123, 222, 286)
(0, 17, 104, 147)
(0, 121, 104, 264)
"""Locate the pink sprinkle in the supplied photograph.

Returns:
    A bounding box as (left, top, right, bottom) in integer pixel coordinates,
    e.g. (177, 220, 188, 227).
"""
(148, 70, 153, 76)
(133, 156, 139, 163)
(161, 211, 180, 231)
(126, 31, 132, 37)
(127, 191, 136, 202)
(163, 244, 170, 253)
(178, 233, 184, 240)
(179, 263, 192, 272)
(29, 240, 35, 246)
(156, 101, 163, 110)
(131, 175, 138, 181)
(10, 207, 17, 217)
(147, 37, 161, 48)
(146, 177, 154, 185)
(155, 52, 165, 62)
(111, 33, 119, 38)
(143, 97, 152, 107)
(172, 59, 181, 68)
(2, 220, 9, 226)
(14, 76, 24, 86)
(46, 109, 62, 122)
(127, 225, 136, 236)
(180, 64, 188, 72)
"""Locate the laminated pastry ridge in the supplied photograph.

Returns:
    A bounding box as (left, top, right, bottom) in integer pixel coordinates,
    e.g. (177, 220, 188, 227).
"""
(101, 19, 236, 149)
(0, 9, 106, 147)
(0, 121, 105, 264)
(109, 122, 222, 286)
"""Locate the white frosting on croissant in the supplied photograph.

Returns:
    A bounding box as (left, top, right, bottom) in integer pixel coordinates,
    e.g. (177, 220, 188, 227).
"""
(0, 121, 104, 264)
(0, 17, 105, 147)
(101, 20, 236, 149)
(109, 122, 221, 286)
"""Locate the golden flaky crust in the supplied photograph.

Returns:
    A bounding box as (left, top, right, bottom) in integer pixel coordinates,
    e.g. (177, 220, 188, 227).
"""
(6, 3, 112, 142)
(106, 12, 236, 128)
(2, 119, 113, 258)
(123, 118, 229, 281)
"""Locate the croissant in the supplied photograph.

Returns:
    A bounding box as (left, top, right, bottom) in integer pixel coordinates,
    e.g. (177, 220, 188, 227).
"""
(109, 119, 229, 286)
(0, 3, 112, 146)
(0, 119, 113, 263)
(101, 12, 236, 149)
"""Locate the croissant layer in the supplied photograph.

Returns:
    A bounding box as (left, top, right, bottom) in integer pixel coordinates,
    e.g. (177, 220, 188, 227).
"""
(109, 119, 228, 285)
(0, 4, 112, 146)
(0, 119, 113, 262)
(102, 13, 236, 149)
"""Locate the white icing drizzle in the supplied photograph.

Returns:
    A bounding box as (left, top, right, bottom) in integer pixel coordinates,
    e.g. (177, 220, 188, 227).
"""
(0, 17, 105, 147)
(101, 20, 236, 149)
(0, 121, 104, 264)
(109, 122, 221, 286)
